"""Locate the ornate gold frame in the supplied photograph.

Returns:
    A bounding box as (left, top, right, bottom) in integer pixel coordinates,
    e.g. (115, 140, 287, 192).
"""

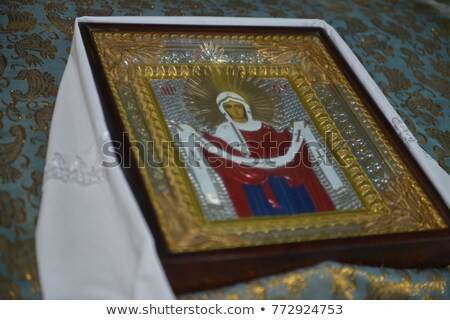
(90, 29, 447, 254)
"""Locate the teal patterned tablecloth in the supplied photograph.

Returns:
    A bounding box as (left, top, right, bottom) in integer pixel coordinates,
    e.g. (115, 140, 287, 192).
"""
(0, 0, 449, 299)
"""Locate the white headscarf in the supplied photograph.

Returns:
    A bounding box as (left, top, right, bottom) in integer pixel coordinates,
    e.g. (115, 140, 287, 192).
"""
(214, 92, 262, 148)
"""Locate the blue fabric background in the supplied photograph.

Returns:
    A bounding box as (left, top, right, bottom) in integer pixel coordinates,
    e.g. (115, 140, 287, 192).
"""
(0, 0, 448, 299)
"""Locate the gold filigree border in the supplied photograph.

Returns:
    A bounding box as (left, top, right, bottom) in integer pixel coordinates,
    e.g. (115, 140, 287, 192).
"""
(135, 64, 390, 252)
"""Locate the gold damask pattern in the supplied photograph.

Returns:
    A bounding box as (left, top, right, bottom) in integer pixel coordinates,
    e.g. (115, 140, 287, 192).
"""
(181, 262, 450, 299)
(0, 0, 448, 299)
(0, 126, 26, 183)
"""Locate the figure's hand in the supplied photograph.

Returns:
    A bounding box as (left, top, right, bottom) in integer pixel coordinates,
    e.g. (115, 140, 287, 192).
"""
(301, 120, 310, 131)
(290, 120, 307, 131)
(290, 120, 295, 131)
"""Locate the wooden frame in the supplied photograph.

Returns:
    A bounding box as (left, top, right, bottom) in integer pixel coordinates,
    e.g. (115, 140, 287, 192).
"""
(79, 22, 450, 293)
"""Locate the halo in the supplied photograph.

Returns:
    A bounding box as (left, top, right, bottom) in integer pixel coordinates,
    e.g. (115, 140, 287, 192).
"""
(182, 67, 275, 130)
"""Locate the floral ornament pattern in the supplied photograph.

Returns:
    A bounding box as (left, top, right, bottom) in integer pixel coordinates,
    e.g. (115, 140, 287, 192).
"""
(180, 262, 449, 300)
(254, 36, 341, 84)
(0, 190, 26, 228)
(0, 0, 449, 299)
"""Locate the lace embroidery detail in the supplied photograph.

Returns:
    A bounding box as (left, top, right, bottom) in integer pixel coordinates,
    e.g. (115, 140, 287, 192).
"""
(45, 152, 105, 186)
(391, 117, 417, 144)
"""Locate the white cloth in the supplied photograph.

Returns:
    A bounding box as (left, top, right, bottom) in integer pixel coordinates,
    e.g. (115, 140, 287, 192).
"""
(36, 17, 175, 299)
(36, 16, 450, 299)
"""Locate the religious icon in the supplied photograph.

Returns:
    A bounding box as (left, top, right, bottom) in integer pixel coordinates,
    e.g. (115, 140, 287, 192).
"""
(177, 91, 337, 218)
(173, 85, 353, 219)
(83, 22, 449, 293)
(146, 66, 365, 223)
(85, 23, 448, 258)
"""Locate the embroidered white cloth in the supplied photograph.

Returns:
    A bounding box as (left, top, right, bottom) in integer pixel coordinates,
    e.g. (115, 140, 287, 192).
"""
(36, 16, 450, 299)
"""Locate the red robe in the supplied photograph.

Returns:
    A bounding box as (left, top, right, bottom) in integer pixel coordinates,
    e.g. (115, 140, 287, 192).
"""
(202, 123, 335, 217)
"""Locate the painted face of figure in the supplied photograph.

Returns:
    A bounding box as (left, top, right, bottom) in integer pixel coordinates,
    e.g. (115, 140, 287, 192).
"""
(223, 100, 247, 123)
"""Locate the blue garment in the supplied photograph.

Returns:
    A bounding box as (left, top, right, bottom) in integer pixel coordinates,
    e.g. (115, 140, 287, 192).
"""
(243, 176, 317, 216)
